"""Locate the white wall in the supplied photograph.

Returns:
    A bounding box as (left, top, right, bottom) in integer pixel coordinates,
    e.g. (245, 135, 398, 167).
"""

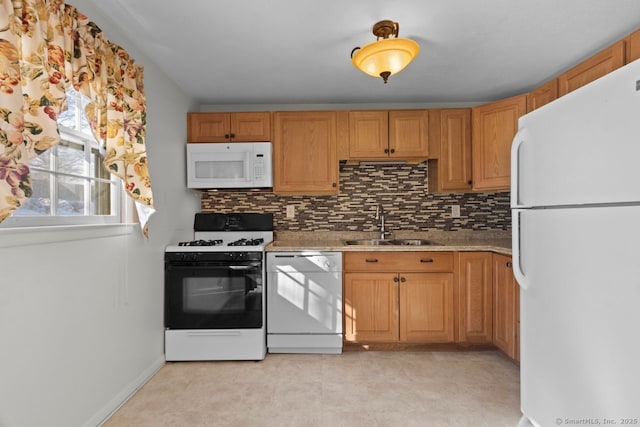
(0, 1, 200, 426)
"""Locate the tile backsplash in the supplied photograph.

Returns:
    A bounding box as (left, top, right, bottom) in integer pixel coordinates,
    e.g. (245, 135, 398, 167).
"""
(200, 163, 511, 232)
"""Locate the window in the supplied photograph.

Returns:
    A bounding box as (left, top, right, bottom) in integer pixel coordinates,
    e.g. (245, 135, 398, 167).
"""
(1, 89, 123, 227)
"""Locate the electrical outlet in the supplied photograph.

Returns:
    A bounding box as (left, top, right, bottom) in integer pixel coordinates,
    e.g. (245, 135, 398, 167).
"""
(451, 205, 461, 218)
(286, 205, 295, 219)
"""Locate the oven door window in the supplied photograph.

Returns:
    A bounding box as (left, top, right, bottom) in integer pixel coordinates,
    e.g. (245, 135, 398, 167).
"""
(165, 262, 263, 329)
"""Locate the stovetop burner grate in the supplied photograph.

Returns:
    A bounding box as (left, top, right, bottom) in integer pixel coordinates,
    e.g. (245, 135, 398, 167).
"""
(178, 239, 224, 247)
(228, 238, 265, 247)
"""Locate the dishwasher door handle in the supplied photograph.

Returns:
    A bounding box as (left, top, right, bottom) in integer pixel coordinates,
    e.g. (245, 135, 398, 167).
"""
(274, 255, 315, 258)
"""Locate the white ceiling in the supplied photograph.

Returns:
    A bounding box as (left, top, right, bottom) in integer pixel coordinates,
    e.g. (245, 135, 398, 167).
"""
(84, 0, 640, 105)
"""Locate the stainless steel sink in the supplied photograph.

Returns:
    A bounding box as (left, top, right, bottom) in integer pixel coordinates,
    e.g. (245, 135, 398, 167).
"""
(387, 239, 439, 246)
(343, 239, 439, 246)
(343, 239, 395, 246)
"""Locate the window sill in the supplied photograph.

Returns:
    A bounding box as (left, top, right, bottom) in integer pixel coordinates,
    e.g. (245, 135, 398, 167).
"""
(0, 224, 136, 248)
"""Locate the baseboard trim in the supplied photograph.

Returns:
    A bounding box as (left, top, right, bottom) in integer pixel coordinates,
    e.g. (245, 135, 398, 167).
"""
(343, 342, 498, 352)
(87, 355, 165, 427)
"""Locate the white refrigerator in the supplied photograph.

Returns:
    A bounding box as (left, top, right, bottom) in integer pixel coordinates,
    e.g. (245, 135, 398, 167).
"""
(512, 59, 640, 427)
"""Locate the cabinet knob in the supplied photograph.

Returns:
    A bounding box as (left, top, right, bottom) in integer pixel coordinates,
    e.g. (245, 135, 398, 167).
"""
(468, 180, 473, 185)
(230, 133, 235, 138)
(390, 148, 395, 154)
(384, 148, 389, 154)
(365, 258, 379, 263)
(420, 258, 434, 263)
(506, 262, 513, 268)
(400, 277, 406, 283)
(394, 276, 399, 283)
(224, 134, 230, 139)
(332, 182, 337, 188)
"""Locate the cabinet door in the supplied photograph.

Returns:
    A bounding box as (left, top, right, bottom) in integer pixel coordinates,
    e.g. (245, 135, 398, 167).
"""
(627, 29, 640, 63)
(558, 40, 625, 96)
(187, 112, 271, 142)
(388, 110, 429, 159)
(273, 111, 338, 195)
(472, 94, 527, 191)
(344, 273, 399, 342)
(230, 112, 271, 141)
(399, 273, 454, 343)
(527, 79, 558, 112)
(348, 111, 389, 159)
(457, 252, 493, 343)
(493, 254, 517, 359)
(429, 109, 472, 192)
(187, 112, 230, 142)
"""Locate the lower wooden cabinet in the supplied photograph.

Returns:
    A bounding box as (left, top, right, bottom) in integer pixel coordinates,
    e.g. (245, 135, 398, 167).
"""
(343, 250, 520, 361)
(344, 272, 454, 343)
(456, 252, 493, 343)
(492, 254, 519, 360)
(344, 273, 399, 342)
(400, 273, 454, 342)
(343, 252, 454, 344)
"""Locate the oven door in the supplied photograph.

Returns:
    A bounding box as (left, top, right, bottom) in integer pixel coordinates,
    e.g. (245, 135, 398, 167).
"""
(165, 259, 263, 329)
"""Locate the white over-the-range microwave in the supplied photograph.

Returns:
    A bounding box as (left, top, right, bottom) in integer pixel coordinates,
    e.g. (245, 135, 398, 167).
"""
(186, 142, 273, 189)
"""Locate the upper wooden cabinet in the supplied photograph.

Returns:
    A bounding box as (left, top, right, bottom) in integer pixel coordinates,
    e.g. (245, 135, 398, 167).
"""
(348, 110, 429, 161)
(471, 94, 527, 192)
(527, 79, 558, 112)
(427, 108, 472, 192)
(557, 40, 625, 97)
(187, 112, 271, 143)
(272, 111, 338, 195)
(627, 28, 640, 63)
(457, 252, 493, 344)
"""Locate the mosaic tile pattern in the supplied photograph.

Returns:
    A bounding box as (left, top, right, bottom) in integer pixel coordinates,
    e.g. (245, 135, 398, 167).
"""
(200, 163, 511, 232)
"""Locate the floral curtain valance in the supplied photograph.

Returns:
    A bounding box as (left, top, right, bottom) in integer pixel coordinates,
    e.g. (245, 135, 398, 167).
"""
(0, 0, 154, 234)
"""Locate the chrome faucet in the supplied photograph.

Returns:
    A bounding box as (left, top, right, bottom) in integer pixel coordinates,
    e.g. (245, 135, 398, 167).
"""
(375, 204, 390, 240)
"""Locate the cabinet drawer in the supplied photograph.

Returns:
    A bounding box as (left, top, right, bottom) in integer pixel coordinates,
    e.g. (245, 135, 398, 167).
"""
(344, 252, 453, 273)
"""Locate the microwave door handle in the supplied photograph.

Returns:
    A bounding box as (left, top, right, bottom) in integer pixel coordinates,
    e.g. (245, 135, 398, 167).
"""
(228, 265, 257, 270)
(245, 151, 252, 184)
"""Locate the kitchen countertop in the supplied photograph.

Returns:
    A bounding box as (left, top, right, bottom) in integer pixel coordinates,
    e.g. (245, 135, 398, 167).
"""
(266, 230, 512, 256)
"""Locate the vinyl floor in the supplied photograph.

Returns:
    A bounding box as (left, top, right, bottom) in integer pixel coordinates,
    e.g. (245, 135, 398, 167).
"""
(103, 350, 521, 427)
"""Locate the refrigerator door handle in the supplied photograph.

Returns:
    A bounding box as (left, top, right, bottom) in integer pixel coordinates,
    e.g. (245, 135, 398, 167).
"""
(510, 127, 529, 208)
(512, 210, 529, 290)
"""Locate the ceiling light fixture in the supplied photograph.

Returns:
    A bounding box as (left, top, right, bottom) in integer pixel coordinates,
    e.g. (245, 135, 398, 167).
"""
(351, 20, 420, 84)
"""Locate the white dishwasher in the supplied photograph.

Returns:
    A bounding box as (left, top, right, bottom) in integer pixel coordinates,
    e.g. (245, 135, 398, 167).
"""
(266, 252, 343, 354)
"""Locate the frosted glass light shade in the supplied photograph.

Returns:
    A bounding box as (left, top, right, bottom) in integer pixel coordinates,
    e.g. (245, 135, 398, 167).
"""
(352, 38, 420, 82)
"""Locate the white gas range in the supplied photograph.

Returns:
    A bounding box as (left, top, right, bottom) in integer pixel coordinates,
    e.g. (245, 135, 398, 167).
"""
(164, 213, 273, 361)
